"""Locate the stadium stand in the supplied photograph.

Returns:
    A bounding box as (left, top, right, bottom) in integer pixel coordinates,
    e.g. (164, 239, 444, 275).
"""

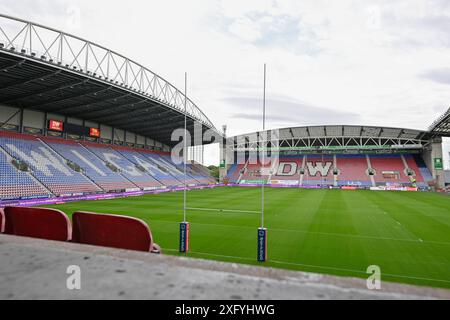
(0, 142, 50, 200)
(369, 154, 411, 185)
(4, 206, 72, 241)
(269, 157, 303, 184)
(413, 154, 434, 186)
(0, 131, 100, 196)
(227, 153, 431, 188)
(83, 142, 163, 189)
(190, 162, 216, 184)
(43, 138, 137, 192)
(239, 160, 272, 184)
(114, 147, 181, 187)
(227, 163, 242, 183)
(143, 153, 197, 185)
(302, 155, 335, 186)
(336, 155, 372, 186)
(72, 211, 161, 253)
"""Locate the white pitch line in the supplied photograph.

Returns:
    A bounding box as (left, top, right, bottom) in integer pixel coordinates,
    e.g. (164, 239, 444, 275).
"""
(152, 220, 450, 245)
(162, 249, 450, 284)
(186, 207, 259, 214)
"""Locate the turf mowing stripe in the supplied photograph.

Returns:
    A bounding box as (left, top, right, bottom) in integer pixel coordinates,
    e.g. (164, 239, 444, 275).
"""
(152, 219, 450, 245)
(164, 249, 450, 285)
(186, 207, 260, 214)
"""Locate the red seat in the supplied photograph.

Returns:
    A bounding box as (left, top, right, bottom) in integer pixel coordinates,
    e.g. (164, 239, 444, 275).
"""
(4, 207, 71, 241)
(0, 208, 5, 233)
(72, 211, 161, 253)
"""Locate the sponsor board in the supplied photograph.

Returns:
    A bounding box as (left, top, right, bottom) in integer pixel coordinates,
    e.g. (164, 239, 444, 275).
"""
(179, 222, 190, 253)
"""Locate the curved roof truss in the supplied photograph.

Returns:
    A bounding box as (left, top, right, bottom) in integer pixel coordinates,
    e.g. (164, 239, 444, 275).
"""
(0, 14, 216, 131)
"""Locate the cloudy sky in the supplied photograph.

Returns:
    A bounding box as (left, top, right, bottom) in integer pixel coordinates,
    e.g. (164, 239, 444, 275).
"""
(1, 0, 449, 166)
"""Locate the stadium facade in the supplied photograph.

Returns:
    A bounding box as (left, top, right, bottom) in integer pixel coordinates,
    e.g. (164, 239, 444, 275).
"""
(221, 119, 450, 190)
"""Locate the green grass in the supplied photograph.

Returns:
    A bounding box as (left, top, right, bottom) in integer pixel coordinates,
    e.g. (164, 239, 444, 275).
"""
(45, 187, 450, 289)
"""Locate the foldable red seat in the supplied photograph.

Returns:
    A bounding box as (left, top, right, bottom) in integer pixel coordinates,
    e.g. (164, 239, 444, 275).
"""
(0, 208, 4, 233)
(72, 211, 161, 253)
(4, 207, 71, 241)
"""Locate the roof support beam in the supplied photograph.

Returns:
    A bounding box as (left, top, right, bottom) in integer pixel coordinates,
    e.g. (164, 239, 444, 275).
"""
(0, 78, 88, 104)
(0, 69, 61, 91)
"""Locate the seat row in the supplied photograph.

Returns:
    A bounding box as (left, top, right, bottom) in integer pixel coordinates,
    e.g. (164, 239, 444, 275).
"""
(0, 207, 160, 253)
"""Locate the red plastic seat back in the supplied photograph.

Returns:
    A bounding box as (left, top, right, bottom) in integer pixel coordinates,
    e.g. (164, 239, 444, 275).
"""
(4, 207, 71, 241)
(72, 211, 153, 252)
(0, 208, 4, 233)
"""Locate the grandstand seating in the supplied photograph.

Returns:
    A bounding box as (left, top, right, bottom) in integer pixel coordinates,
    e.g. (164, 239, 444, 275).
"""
(413, 154, 433, 185)
(0, 208, 4, 233)
(239, 160, 272, 183)
(302, 155, 335, 186)
(83, 143, 162, 189)
(114, 147, 181, 187)
(0, 132, 100, 196)
(72, 211, 160, 253)
(227, 163, 243, 183)
(336, 155, 371, 186)
(228, 153, 430, 187)
(269, 157, 303, 183)
(142, 153, 196, 185)
(0, 144, 49, 199)
(4, 206, 72, 241)
(157, 154, 201, 185)
(370, 155, 411, 184)
(44, 138, 136, 191)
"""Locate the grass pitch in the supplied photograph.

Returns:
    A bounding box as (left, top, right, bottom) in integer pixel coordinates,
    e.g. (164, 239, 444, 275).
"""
(46, 187, 450, 289)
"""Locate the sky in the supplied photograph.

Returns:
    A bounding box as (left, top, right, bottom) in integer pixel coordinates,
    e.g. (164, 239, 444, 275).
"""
(0, 0, 449, 166)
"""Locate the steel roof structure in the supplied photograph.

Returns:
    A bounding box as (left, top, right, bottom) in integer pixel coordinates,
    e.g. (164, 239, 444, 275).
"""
(0, 14, 219, 147)
(228, 125, 431, 151)
(428, 107, 450, 137)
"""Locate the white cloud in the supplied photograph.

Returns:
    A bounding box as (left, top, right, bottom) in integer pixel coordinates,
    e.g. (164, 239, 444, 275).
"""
(1, 0, 450, 166)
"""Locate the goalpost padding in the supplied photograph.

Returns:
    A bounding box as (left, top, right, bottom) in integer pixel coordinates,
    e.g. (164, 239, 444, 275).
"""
(257, 227, 267, 262)
(179, 222, 190, 253)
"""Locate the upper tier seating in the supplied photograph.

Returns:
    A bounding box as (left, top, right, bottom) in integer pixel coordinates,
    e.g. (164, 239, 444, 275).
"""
(336, 155, 371, 186)
(72, 211, 160, 253)
(83, 143, 162, 189)
(0, 133, 100, 196)
(4, 206, 72, 241)
(43, 138, 136, 191)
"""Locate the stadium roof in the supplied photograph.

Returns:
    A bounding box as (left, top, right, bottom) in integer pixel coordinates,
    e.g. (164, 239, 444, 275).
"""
(428, 107, 450, 137)
(228, 125, 431, 151)
(232, 125, 428, 140)
(0, 14, 220, 147)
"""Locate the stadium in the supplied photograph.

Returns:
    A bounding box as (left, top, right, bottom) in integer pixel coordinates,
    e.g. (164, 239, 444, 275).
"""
(0, 12, 450, 301)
